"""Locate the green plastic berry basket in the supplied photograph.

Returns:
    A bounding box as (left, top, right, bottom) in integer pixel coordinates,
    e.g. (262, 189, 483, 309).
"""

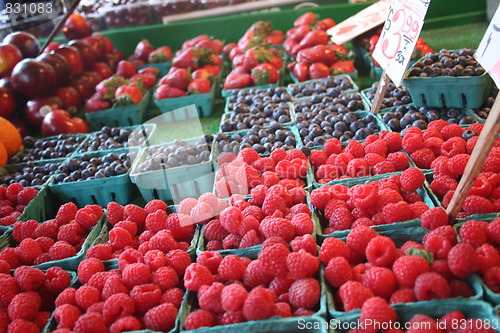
(360, 88, 413, 110)
(129, 137, 215, 203)
(323, 224, 484, 320)
(221, 83, 281, 99)
(138, 60, 172, 76)
(85, 90, 151, 131)
(0, 214, 104, 271)
(48, 149, 137, 207)
(402, 53, 493, 109)
(75, 123, 157, 155)
(335, 300, 497, 333)
(0, 159, 66, 189)
(313, 171, 440, 243)
(287, 74, 360, 100)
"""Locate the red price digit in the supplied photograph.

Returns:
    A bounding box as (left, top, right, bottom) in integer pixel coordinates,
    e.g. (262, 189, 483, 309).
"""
(402, 14, 420, 39)
(382, 8, 405, 59)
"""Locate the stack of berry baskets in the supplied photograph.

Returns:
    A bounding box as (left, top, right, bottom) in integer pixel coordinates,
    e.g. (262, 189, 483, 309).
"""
(178, 245, 329, 332)
(74, 124, 156, 155)
(310, 167, 440, 240)
(286, 74, 360, 102)
(129, 136, 215, 203)
(321, 224, 484, 322)
(0, 203, 104, 271)
(48, 149, 138, 207)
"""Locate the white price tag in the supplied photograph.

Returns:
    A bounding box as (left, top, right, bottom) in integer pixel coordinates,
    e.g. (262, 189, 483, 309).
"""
(476, 6, 500, 87)
(372, 0, 431, 86)
(328, 0, 391, 45)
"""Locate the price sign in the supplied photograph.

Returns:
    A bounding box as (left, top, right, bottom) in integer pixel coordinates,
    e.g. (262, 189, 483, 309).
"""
(328, 0, 391, 45)
(476, 5, 500, 87)
(372, 0, 431, 87)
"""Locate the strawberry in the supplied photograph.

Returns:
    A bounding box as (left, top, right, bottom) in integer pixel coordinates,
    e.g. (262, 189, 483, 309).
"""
(299, 30, 328, 48)
(208, 54, 222, 67)
(241, 47, 273, 71)
(133, 40, 154, 62)
(294, 12, 318, 27)
(138, 66, 160, 77)
(148, 46, 172, 63)
(211, 39, 224, 54)
(95, 75, 128, 99)
(192, 68, 213, 82)
(231, 66, 249, 74)
(284, 39, 299, 55)
(130, 73, 157, 89)
(269, 55, 283, 70)
(288, 25, 311, 43)
(368, 35, 379, 53)
(182, 35, 211, 49)
(85, 97, 111, 112)
(224, 72, 252, 90)
(331, 60, 355, 74)
(297, 45, 337, 66)
(156, 85, 186, 99)
(159, 67, 191, 90)
(223, 43, 238, 56)
(265, 30, 284, 45)
(250, 63, 279, 85)
(316, 18, 335, 31)
(115, 85, 143, 104)
(329, 44, 349, 60)
(293, 61, 309, 82)
(116, 60, 137, 78)
(198, 64, 221, 77)
(287, 62, 296, 72)
(309, 62, 330, 79)
(229, 47, 244, 61)
(188, 78, 211, 94)
(172, 47, 212, 69)
(232, 54, 245, 68)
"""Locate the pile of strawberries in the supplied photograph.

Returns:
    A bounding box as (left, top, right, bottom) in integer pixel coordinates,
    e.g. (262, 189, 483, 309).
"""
(0, 184, 39, 226)
(155, 35, 223, 99)
(284, 12, 355, 82)
(310, 132, 410, 184)
(182, 243, 321, 329)
(86, 200, 196, 260)
(0, 265, 73, 333)
(214, 148, 308, 199)
(128, 40, 173, 67)
(311, 168, 431, 233)
(184, 182, 312, 251)
(223, 21, 284, 90)
(400, 122, 500, 217)
(0, 203, 102, 268)
(49, 249, 190, 332)
(322, 223, 480, 317)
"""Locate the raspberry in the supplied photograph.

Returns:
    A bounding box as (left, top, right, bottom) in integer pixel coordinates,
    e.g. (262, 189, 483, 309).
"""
(102, 293, 135, 325)
(144, 303, 178, 331)
(12, 220, 38, 242)
(8, 319, 39, 333)
(7, 291, 40, 321)
(414, 272, 450, 301)
(441, 136, 466, 157)
(363, 266, 397, 298)
(448, 243, 478, 278)
(203, 220, 229, 242)
(55, 288, 77, 307)
(252, 157, 276, 173)
(288, 278, 320, 309)
(420, 207, 448, 230)
(143, 265, 177, 293)
(347, 159, 370, 178)
(463, 196, 495, 215)
(383, 201, 413, 224)
(242, 287, 276, 321)
(260, 217, 295, 242)
(459, 220, 488, 248)
(243, 259, 273, 288)
(365, 236, 397, 267)
(0, 260, 9, 274)
(0, 274, 20, 308)
(6, 183, 23, 203)
(400, 167, 425, 192)
(441, 124, 464, 140)
(366, 139, 388, 157)
(258, 243, 290, 277)
(190, 201, 214, 224)
(184, 309, 215, 330)
(218, 255, 246, 281)
(324, 199, 348, 220)
(57, 223, 83, 245)
(122, 205, 146, 226)
(48, 241, 76, 261)
(75, 208, 99, 231)
(484, 266, 500, 292)
(389, 288, 416, 304)
(290, 234, 318, 256)
(198, 282, 224, 314)
(161, 287, 184, 308)
(324, 138, 343, 155)
(73, 312, 108, 333)
(402, 134, 424, 154)
(222, 234, 242, 249)
(477, 244, 500, 274)
(164, 249, 191, 276)
(289, 203, 310, 215)
(75, 285, 101, 310)
(34, 220, 58, 239)
(55, 202, 78, 226)
(35, 237, 54, 253)
(449, 279, 475, 298)
(290, 213, 314, 236)
(178, 198, 198, 215)
(320, 237, 352, 264)
(269, 274, 293, 296)
(487, 219, 500, 245)
(392, 255, 430, 287)
(55, 304, 81, 329)
(339, 281, 374, 312)
(350, 184, 378, 209)
(145, 210, 167, 233)
(424, 136, 445, 156)
(261, 171, 280, 187)
(343, 140, 364, 158)
(15, 238, 43, 265)
(238, 216, 260, 237)
(77, 258, 104, 284)
(287, 148, 307, 161)
(149, 230, 177, 253)
(196, 251, 222, 275)
(238, 147, 260, 164)
(117, 249, 143, 272)
(220, 206, 243, 234)
(430, 175, 458, 198)
(0, 248, 19, 269)
(184, 263, 214, 291)
(310, 189, 332, 210)
(250, 185, 268, 205)
(122, 263, 151, 288)
(382, 132, 403, 152)
(109, 316, 141, 333)
(102, 275, 128, 301)
(309, 150, 328, 169)
(325, 256, 353, 288)
(12, 266, 43, 291)
(447, 154, 470, 176)
(106, 202, 124, 225)
(221, 283, 248, 312)
(359, 297, 397, 333)
(410, 149, 435, 169)
(373, 161, 397, 175)
(286, 249, 319, 280)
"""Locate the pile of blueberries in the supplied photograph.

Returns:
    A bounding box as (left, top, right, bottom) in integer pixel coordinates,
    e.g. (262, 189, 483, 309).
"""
(221, 87, 292, 132)
(288, 76, 355, 99)
(381, 105, 476, 132)
(79, 126, 153, 152)
(407, 48, 486, 78)
(53, 152, 135, 184)
(474, 86, 498, 121)
(8, 135, 86, 164)
(215, 123, 297, 155)
(137, 136, 213, 173)
(0, 162, 61, 187)
(363, 81, 412, 109)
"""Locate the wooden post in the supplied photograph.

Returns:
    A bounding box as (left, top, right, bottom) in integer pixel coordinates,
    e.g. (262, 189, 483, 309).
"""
(369, 71, 391, 114)
(446, 96, 500, 221)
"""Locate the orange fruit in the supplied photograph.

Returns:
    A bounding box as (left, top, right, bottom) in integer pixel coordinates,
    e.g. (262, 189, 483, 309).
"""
(0, 142, 6, 167)
(0, 116, 22, 157)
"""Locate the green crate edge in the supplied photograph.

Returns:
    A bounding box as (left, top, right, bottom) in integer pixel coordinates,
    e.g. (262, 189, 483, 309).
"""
(138, 61, 172, 75)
